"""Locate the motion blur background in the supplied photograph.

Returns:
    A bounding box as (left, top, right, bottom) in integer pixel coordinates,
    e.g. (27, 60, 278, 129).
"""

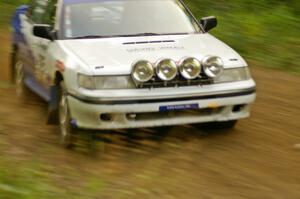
(0, 0, 300, 199)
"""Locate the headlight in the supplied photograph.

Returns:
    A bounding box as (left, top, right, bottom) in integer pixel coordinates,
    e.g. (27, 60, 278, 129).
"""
(202, 56, 224, 78)
(214, 67, 251, 83)
(78, 74, 135, 90)
(179, 57, 201, 80)
(156, 59, 178, 81)
(132, 60, 154, 83)
(78, 74, 95, 90)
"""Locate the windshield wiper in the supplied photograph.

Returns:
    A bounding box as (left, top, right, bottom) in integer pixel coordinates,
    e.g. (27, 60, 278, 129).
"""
(121, 33, 162, 37)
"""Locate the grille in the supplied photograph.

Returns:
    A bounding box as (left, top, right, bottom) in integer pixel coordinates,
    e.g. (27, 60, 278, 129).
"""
(127, 107, 224, 121)
(135, 76, 214, 89)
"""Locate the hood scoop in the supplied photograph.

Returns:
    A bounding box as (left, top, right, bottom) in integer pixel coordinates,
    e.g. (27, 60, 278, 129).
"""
(123, 40, 175, 45)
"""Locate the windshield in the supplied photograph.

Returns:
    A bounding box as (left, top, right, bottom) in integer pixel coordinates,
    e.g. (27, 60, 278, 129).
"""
(61, 0, 201, 39)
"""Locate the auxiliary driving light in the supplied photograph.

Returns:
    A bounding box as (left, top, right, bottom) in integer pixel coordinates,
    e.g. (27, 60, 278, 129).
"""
(132, 60, 154, 83)
(156, 59, 178, 81)
(179, 57, 201, 79)
(202, 56, 224, 78)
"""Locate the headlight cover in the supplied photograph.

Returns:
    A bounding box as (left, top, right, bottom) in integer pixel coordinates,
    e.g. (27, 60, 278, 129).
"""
(132, 60, 154, 83)
(78, 74, 135, 90)
(78, 74, 95, 90)
(156, 59, 178, 81)
(202, 56, 224, 78)
(179, 57, 201, 80)
(214, 67, 251, 83)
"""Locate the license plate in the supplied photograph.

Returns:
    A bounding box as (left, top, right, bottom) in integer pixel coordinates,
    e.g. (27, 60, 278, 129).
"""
(159, 104, 199, 112)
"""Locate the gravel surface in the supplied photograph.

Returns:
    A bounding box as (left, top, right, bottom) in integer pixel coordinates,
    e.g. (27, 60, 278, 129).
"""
(1, 30, 300, 198)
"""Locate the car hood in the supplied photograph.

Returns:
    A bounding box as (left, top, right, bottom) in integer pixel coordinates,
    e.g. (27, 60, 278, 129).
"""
(59, 33, 247, 75)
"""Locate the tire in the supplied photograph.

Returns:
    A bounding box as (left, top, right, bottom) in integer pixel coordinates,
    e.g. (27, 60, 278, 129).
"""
(197, 120, 238, 130)
(58, 82, 77, 148)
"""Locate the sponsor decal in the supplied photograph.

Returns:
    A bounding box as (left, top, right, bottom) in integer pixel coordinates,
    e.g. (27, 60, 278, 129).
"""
(127, 46, 185, 53)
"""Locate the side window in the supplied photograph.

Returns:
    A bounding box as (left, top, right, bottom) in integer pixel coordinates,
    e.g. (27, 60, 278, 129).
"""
(27, 0, 57, 26)
(26, 0, 36, 17)
(28, 0, 49, 24)
(42, 0, 58, 26)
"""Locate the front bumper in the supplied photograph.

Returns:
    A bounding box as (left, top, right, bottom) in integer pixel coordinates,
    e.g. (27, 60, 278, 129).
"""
(67, 80, 256, 130)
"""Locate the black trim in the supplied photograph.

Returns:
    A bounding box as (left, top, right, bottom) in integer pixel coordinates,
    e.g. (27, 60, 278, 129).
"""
(69, 87, 256, 105)
(178, 0, 205, 32)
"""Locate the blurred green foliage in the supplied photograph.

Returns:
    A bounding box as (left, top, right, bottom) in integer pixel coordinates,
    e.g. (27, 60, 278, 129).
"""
(185, 0, 300, 73)
(0, 0, 27, 27)
(0, 0, 299, 72)
(0, 157, 106, 199)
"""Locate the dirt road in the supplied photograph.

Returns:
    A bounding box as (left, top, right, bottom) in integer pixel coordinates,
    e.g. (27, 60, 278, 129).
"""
(1, 30, 300, 198)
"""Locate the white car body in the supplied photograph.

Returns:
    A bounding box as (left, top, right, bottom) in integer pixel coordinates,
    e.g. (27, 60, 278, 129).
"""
(62, 34, 255, 129)
(12, 0, 256, 131)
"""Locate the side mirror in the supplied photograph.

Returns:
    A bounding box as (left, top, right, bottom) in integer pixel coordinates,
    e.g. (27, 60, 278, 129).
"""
(33, 24, 54, 41)
(200, 16, 217, 32)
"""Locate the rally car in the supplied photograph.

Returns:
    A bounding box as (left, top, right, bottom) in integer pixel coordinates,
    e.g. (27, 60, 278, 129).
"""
(11, 0, 256, 147)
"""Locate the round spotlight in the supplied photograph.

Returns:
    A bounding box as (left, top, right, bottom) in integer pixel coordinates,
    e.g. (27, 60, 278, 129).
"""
(202, 56, 224, 78)
(156, 59, 178, 81)
(132, 60, 154, 83)
(179, 57, 201, 79)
